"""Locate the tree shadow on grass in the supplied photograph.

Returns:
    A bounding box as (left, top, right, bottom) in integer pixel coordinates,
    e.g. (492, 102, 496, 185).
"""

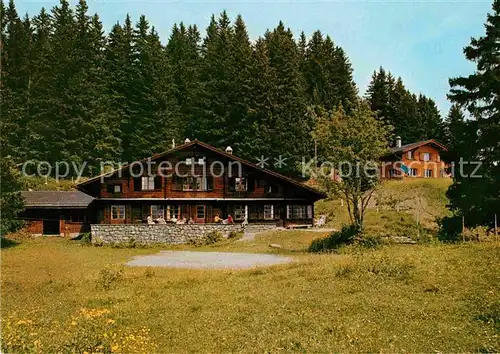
(1, 237, 20, 249)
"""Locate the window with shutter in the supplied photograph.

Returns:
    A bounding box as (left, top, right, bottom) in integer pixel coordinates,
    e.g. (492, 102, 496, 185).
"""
(286, 205, 292, 219)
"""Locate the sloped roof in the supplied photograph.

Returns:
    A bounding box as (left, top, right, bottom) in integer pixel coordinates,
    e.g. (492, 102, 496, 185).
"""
(388, 139, 447, 155)
(22, 191, 94, 208)
(77, 140, 326, 199)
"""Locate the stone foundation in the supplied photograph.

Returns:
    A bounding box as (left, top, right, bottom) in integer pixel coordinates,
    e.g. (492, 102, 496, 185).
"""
(90, 223, 277, 245)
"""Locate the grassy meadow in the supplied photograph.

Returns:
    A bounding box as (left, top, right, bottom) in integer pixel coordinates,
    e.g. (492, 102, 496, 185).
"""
(2, 232, 499, 353)
(2, 178, 499, 352)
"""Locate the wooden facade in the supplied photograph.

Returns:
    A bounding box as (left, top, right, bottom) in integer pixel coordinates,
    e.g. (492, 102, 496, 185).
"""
(381, 139, 448, 179)
(20, 191, 94, 236)
(77, 140, 326, 226)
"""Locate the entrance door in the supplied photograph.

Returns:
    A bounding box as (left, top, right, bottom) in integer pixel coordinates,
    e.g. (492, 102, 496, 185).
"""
(43, 220, 60, 235)
(195, 205, 206, 224)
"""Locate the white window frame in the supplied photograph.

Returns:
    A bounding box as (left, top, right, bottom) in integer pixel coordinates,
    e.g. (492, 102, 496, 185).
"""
(408, 168, 418, 177)
(234, 205, 246, 220)
(141, 176, 155, 190)
(423, 153, 431, 162)
(113, 184, 121, 193)
(307, 205, 313, 219)
(292, 205, 307, 219)
(425, 169, 433, 178)
(111, 205, 125, 220)
(407, 151, 413, 160)
(264, 205, 274, 220)
(286, 205, 292, 219)
(151, 205, 164, 219)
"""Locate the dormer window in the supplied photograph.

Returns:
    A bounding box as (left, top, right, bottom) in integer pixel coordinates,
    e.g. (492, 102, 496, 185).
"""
(407, 151, 413, 159)
(423, 153, 431, 162)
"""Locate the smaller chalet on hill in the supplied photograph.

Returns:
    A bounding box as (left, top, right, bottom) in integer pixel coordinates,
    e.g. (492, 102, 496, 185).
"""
(380, 137, 448, 179)
(20, 140, 326, 236)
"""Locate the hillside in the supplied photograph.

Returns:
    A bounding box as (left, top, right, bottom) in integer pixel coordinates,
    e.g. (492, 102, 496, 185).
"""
(315, 178, 452, 241)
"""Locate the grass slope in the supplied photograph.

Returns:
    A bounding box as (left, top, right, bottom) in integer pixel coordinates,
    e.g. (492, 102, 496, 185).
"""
(2, 233, 499, 353)
(315, 178, 452, 240)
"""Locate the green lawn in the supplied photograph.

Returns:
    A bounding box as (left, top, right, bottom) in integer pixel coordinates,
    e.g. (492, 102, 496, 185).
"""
(2, 232, 499, 353)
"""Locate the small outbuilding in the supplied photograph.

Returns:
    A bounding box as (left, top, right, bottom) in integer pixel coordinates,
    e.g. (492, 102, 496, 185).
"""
(20, 191, 94, 237)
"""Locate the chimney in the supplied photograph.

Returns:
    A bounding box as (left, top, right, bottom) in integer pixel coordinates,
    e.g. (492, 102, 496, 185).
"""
(225, 146, 233, 154)
(184, 138, 191, 144)
(396, 136, 402, 148)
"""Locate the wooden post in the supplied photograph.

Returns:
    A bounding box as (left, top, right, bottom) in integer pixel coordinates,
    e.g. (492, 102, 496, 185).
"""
(495, 214, 498, 242)
(416, 213, 420, 240)
(462, 215, 465, 242)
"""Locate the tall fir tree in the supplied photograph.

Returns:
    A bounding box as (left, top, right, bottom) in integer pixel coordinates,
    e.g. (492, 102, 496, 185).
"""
(1, 0, 33, 159)
(166, 22, 201, 139)
(441, 104, 467, 163)
(446, 0, 500, 228)
(366, 68, 443, 145)
(302, 31, 357, 111)
(195, 12, 234, 146)
(263, 22, 310, 173)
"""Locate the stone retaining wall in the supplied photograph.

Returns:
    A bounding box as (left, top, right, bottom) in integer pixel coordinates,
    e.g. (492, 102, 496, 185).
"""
(90, 223, 277, 245)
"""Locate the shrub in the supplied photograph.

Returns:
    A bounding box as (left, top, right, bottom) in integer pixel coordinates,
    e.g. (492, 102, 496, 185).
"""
(97, 265, 124, 290)
(228, 231, 242, 239)
(204, 230, 223, 244)
(0, 237, 19, 249)
(308, 225, 359, 252)
(355, 233, 384, 248)
(80, 233, 92, 245)
(462, 226, 490, 242)
(438, 215, 463, 242)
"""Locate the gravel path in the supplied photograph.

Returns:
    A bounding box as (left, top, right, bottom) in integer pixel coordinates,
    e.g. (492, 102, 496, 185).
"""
(126, 251, 293, 269)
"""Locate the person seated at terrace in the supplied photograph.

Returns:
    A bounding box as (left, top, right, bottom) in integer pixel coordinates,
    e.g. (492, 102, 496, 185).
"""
(214, 213, 222, 223)
(169, 216, 177, 223)
(227, 214, 234, 225)
(176, 217, 187, 225)
(188, 217, 195, 224)
(147, 214, 154, 225)
(157, 215, 166, 224)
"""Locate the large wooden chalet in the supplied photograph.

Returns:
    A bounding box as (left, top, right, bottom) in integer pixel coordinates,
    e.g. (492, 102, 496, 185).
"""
(21, 140, 326, 236)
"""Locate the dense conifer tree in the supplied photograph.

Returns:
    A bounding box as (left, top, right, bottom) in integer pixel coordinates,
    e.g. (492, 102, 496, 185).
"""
(366, 68, 443, 145)
(446, 0, 500, 228)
